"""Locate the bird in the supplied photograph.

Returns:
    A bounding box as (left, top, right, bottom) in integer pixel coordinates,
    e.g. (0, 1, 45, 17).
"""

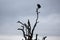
(37, 4, 41, 9)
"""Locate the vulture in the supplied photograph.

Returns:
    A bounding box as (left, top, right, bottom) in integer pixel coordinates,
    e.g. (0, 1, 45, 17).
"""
(37, 4, 41, 9)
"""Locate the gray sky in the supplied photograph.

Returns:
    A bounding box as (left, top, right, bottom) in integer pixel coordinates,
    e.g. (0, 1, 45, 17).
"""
(0, 0, 60, 36)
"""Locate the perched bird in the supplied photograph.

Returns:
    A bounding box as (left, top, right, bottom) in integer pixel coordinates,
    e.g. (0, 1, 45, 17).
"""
(37, 4, 41, 9)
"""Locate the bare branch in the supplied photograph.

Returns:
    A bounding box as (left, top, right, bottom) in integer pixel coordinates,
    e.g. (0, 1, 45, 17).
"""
(21, 26, 24, 30)
(31, 4, 40, 37)
(17, 28, 26, 39)
(28, 19, 31, 27)
(42, 36, 47, 40)
(17, 21, 24, 25)
(28, 19, 31, 33)
(17, 21, 28, 29)
(17, 4, 41, 40)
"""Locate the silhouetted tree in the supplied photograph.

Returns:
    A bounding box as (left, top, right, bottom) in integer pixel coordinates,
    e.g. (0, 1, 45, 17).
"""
(17, 4, 41, 40)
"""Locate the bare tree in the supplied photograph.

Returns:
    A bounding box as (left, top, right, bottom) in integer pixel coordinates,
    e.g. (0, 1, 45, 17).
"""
(17, 4, 41, 40)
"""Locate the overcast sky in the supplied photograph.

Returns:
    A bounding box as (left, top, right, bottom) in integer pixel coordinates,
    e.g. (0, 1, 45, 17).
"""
(0, 0, 60, 36)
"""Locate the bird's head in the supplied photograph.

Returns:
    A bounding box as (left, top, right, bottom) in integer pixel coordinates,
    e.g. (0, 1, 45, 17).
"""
(37, 4, 41, 9)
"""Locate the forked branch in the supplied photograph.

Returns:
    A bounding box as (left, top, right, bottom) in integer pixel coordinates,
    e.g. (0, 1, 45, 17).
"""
(31, 4, 41, 37)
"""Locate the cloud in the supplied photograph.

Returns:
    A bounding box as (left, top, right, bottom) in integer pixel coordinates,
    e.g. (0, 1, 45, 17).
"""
(0, 0, 60, 36)
(36, 13, 60, 36)
(16, 13, 60, 36)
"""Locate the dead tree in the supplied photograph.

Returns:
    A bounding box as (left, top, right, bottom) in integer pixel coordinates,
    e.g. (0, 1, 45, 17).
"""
(17, 4, 41, 40)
